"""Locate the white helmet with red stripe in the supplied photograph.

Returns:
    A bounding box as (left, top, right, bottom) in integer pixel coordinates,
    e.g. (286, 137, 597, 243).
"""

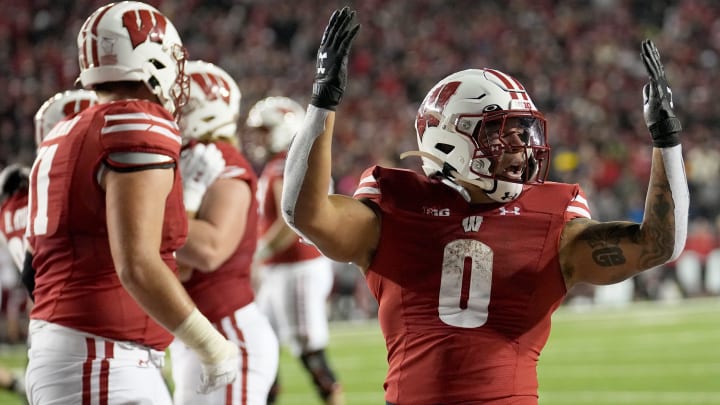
(414, 68, 550, 202)
(179, 60, 241, 143)
(76, 1, 188, 116)
(246, 96, 305, 153)
(34, 89, 99, 147)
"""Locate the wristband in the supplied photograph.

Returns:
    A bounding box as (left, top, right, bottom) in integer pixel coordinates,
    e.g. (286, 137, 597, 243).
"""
(649, 117, 682, 148)
(172, 308, 232, 364)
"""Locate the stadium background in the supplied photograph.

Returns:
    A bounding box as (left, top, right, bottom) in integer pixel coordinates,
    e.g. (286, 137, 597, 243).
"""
(0, 0, 719, 403)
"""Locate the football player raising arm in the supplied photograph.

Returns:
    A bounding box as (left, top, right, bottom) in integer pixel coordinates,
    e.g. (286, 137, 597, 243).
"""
(281, 6, 688, 405)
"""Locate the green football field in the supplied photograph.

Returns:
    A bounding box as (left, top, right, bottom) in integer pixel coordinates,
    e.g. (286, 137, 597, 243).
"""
(0, 297, 718, 405)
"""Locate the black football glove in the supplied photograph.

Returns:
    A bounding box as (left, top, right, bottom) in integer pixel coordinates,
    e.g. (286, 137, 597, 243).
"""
(641, 39, 681, 148)
(310, 6, 360, 110)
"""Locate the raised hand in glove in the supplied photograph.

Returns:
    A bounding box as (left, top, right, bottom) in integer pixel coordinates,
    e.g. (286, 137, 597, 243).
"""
(180, 142, 226, 212)
(641, 39, 682, 148)
(311, 6, 361, 110)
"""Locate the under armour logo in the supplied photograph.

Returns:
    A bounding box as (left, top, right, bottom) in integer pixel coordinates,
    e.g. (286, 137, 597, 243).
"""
(498, 207, 520, 216)
(500, 191, 518, 201)
(317, 52, 328, 74)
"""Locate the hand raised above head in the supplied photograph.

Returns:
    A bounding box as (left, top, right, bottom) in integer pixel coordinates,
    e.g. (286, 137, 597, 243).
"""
(310, 6, 361, 111)
(640, 39, 681, 148)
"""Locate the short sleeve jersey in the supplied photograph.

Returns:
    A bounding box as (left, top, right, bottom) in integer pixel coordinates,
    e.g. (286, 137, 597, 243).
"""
(256, 151, 322, 264)
(354, 166, 591, 404)
(182, 140, 259, 323)
(26, 100, 187, 350)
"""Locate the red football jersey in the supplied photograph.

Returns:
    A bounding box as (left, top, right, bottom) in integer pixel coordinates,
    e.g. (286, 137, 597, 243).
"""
(256, 151, 322, 264)
(26, 100, 187, 350)
(354, 166, 591, 404)
(0, 190, 29, 270)
(182, 141, 259, 323)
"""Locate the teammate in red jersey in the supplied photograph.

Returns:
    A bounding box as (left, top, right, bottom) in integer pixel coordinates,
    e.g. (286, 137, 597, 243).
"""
(170, 60, 279, 405)
(1, 90, 99, 295)
(0, 88, 98, 402)
(281, 7, 689, 405)
(248, 96, 344, 405)
(24, 3, 238, 404)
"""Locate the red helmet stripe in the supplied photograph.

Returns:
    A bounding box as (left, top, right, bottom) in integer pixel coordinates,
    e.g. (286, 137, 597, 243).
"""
(82, 3, 113, 69)
(484, 68, 530, 101)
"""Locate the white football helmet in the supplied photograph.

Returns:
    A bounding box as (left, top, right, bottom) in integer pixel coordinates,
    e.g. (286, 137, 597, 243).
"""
(76, 1, 189, 116)
(34, 89, 99, 147)
(178, 60, 241, 143)
(413, 68, 550, 202)
(246, 96, 305, 153)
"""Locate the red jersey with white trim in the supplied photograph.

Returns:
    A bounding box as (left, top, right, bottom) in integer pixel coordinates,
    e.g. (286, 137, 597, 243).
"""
(353, 166, 591, 404)
(182, 140, 259, 323)
(0, 189, 29, 271)
(26, 100, 186, 350)
(256, 152, 322, 264)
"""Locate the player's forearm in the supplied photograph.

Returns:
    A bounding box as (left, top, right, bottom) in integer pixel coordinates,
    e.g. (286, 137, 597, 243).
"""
(255, 220, 298, 262)
(282, 106, 335, 237)
(640, 147, 688, 265)
(116, 256, 195, 329)
(177, 218, 239, 272)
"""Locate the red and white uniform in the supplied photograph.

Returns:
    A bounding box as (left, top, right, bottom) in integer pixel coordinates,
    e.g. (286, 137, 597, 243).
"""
(354, 166, 591, 405)
(171, 141, 278, 405)
(25, 100, 186, 405)
(0, 190, 29, 271)
(255, 152, 334, 356)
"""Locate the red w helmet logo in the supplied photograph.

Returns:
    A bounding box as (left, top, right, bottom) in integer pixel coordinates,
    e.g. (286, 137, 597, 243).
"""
(416, 81, 460, 138)
(190, 73, 231, 105)
(122, 10, 168, 49)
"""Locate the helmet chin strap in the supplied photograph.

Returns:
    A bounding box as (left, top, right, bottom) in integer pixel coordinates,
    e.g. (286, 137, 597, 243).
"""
(399, 150, 523, 203)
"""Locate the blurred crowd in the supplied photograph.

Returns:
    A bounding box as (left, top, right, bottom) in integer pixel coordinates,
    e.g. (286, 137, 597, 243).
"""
(1, 0, 719, 327)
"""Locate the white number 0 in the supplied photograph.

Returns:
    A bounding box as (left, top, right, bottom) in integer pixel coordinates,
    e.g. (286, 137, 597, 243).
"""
(438, 239, 493, 328)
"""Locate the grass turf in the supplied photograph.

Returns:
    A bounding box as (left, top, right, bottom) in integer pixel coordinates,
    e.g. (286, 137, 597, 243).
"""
(0, 297, 718, 404)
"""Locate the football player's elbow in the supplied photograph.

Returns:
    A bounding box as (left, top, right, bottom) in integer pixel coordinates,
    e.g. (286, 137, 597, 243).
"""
(193, 245, 232, 272)
(116, 261, 153, 290)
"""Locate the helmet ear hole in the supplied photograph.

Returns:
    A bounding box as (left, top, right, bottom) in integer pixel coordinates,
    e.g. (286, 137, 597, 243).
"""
(435, 143, 455, 154)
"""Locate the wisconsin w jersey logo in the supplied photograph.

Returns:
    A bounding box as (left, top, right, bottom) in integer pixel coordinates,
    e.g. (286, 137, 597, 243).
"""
(462, 216, 483, 232)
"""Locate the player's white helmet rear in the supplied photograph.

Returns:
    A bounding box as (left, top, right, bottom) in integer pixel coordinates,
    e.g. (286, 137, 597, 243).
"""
(178, 60, 241, 144)
(76, 1, 188, 116)
(246, 96, 305, 153)
(34, 90, 99, 147)
(414, 68, 550, 202)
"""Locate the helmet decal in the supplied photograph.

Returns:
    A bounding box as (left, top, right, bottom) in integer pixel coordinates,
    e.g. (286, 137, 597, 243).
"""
(190, 72, 232, 105)
(122, 9, 168, 49)
(416, 81, 460, 138)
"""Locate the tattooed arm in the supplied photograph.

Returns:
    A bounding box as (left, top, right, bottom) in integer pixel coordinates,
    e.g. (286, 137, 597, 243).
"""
(559, 148, 680, 288)
(559, 40, 689, 289)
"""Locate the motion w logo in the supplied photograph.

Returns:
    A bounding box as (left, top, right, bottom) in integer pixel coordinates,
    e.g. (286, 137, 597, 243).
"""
(462, 216, 483, 232)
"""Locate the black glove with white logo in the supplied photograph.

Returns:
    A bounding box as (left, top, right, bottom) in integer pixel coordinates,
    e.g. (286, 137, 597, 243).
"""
(310, 6, 360, 111)
(641, 39, 682, 148)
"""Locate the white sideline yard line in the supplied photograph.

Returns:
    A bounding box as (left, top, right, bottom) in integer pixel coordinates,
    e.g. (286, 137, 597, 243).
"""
(540, 362, 720, 377)
(554, 297, 720, 322)
(538, 390, 720, 404)
(278, 391, 384, 403)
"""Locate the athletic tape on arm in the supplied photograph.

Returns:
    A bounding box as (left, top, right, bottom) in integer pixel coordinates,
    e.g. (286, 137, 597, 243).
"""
(661, 145, 689, 261)
(281, 105, 330, 239)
